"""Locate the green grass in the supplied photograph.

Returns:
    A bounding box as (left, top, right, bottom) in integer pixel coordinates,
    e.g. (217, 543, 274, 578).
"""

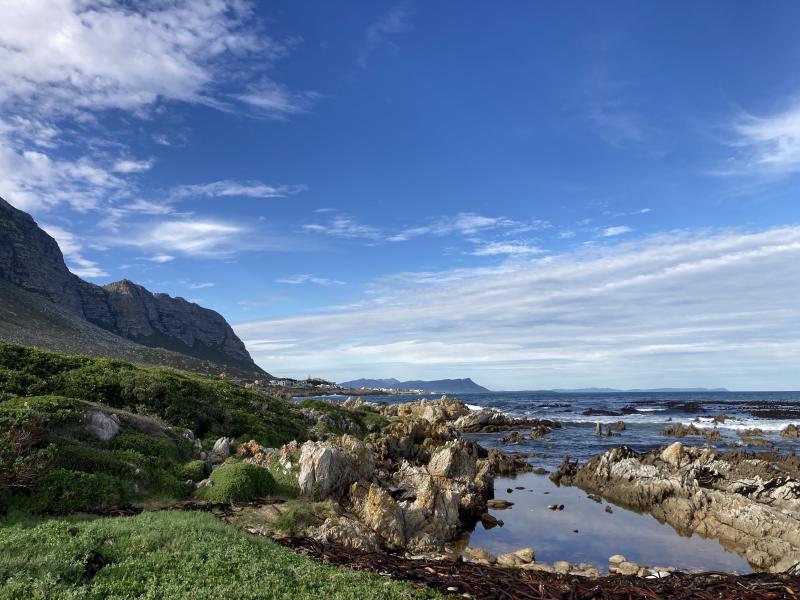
(0, 511, 440, 600)
(271, 500, 329, 535)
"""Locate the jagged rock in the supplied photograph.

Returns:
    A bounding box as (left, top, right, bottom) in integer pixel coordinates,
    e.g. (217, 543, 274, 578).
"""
(781, 424, 800, 439)
(662, 422, 722, 441)
(85, 409, 121, 441)
(479, 513, 503, 529)
(348, 481, 406, 549)
(210, 437, 231, 462)
(298, 436, 374, 500)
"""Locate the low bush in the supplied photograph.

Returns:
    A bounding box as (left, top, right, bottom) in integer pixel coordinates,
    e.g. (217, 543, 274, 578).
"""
(196, 463, 276, 503)
(180, 460, 210, 482)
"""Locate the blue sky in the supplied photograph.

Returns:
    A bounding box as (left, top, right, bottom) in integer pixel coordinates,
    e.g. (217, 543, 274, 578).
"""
(2, 1, 800, 389)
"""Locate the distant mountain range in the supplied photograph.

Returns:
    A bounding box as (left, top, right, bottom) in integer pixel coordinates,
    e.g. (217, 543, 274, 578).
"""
(549, 387, 729, 393)
(0, 196, 267, 378)
(340, 378, 490, 394)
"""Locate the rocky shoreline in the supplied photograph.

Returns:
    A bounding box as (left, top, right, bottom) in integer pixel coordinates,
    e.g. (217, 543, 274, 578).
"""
(550, 442, 800, 573)
(196, 395, 800, 579)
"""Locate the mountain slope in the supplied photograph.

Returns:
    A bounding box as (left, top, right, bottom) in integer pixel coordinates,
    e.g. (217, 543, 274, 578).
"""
(340, 377, 490, 393)
(0, 196, 265, 376)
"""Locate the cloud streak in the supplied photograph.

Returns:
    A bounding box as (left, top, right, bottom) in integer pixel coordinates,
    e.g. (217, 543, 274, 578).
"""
(237, 227, 800, 389)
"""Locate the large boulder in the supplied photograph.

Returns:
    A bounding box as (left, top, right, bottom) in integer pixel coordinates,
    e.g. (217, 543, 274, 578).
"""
(210, 437, 231, 463)
(307, 516, 382, 552)
(298, 435, 375, 500)
(85, 409, 121, 441)
(348, 481, 407, 549)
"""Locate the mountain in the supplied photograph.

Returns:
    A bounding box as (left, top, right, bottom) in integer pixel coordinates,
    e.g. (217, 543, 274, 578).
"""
(0, 196, 266, 377)
(550, 387, 729, 393)
(340, 377, 490, 393)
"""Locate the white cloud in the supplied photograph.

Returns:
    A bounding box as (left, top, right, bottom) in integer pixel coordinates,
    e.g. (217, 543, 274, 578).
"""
(276, 274, 346, 286)
(601, 225, 633, 237)
(728, 103, 800, 177)
(117, 220, 244, 258)
(470, 242, 544, 256)
(148, 254, 175, 263)
(0, 1, 313, 214)
(358, 6, 410, 68)
(40, 223, 107, 278)
(189, 282, 216, 289)
(171, 180, 307, 200)
(237, 227, 800, 389)
(0, 0, 285, 118)
(112, 159, 153, 174)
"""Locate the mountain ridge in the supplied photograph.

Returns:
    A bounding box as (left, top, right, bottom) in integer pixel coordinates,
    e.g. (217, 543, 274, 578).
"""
(339, 377, 490, 393)
(0, 196, 266, 376)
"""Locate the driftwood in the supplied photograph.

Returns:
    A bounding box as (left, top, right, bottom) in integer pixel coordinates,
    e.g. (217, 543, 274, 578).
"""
(277, 535, 800, 600)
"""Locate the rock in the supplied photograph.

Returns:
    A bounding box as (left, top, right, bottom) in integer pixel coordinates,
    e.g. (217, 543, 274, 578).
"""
(662, 422, 722, 441)
(486, 499, 514, 509)
(553, 560, 571, 573)
(479, 513, 504, 529)
(781, 424, 800, 439)
(605, 505, 613, 514)
(308, 516, 382, 552)
(615, 421, 626, 431)
(660, 441, 685, 468)
(613, 561, 641, 576)
(210, 437, 231, 462)
(238, 439, 266, 458)
(532, 467, 549, 475)
(595, 422, 602, 437)
(348, 481, 406, 549)
(298, 437, 373, 500)
(609, 554, 626, 565)
(85, 409, 121, 441)
(502, 430, 524, 444)
(496, 549, 536, 568)
(464, 547, 497, 564)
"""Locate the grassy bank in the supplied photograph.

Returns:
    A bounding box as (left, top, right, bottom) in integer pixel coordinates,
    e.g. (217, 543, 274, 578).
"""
(0, 510, 440, 599)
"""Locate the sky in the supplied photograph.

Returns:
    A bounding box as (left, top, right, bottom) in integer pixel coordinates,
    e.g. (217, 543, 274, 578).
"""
(1, 1, 800, 390)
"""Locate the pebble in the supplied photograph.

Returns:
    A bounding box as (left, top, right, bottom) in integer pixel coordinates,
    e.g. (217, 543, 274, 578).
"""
(605, 505, 613, 513)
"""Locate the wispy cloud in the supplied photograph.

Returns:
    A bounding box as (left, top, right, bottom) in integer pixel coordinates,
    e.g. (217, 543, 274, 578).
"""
(148, 254, 175, 263)
(303, 215, 383, 240)
(358, 6, 411, 68)
(276, 274, 346, 286)
(40, 223, 107, 278)
(189, 282, 216, 289)
(600, 225, 633, 237)
(116, 220, 245, 258)
(470, 241, 545, 256)
(112, 159, 154, 174)
(237, 227, 800, 389)
(724, 102, 800, 177)
(171, 180, 307, 200)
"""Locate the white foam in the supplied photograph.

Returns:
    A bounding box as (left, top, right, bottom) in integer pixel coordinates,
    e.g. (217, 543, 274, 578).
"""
(466, 404, 484, 411)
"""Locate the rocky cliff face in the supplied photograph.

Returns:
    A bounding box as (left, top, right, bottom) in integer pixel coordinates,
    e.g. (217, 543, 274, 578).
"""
(0, 196, 263, 374)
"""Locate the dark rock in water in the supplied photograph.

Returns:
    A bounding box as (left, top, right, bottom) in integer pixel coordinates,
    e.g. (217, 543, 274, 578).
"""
(587, 493, 602, 503)
(480, 513, 504, 529)
(605, 505, 613, 514)
(662, 400, 702, 413)
(583, 409, 623, 417)
(486, 499, 514, 509)
(502, 430, 525, 444)
(532, 467, 549, 475)
(514, 486, 525, 490)
(615, 421, 626, 432)
(506, 488, 513, 494)
(620, 405, 641, 415)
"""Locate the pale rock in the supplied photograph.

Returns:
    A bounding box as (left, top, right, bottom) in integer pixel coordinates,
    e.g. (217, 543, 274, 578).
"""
(85, 409, 121, 441)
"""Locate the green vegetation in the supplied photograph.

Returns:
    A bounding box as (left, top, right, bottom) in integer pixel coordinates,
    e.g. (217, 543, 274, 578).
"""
(298, 398, 387, 437)
(196, 462, 276, 503)
(0, 511, 440, 600)
(180, 459, 210, 482)
(0, 343, 305, 447)
(272, 500, 329, 535)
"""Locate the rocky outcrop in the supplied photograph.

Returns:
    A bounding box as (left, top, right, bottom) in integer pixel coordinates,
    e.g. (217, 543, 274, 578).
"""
(259, 397, 532, 554)
(0, 197, 262, 373)
(551, 443, 800, 573)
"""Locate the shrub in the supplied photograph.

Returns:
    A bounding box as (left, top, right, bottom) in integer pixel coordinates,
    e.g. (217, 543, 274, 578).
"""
(16, 469, 130, 513)
(271, 501, 328, 535)
(181, 460, 210, 482)
(196, 463, 276, 503)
